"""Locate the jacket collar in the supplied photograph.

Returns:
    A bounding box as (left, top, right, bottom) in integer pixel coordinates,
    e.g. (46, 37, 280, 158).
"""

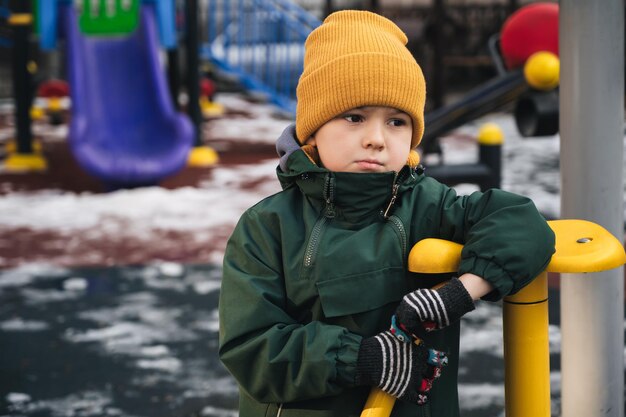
(276, 128, 419, 222)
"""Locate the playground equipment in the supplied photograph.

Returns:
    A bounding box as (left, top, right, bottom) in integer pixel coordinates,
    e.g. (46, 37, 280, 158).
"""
(361, 220, 626, 417)
(412, 2, 560, 190)
(2, 1, 47, 172)
(559, 1, 624, 416)
(200, 1, 558, 192)
(499, 3, 558, 70)
(514, 51, 560, 137)
(420, 68, 527, 157)
(181, 0, 220, 168)
(523, 51, 560, 91)
(425, 121, 503, 192)
(35, 79, 70, 125)
(202, 0, 320, 114)
(38, 0, 195, 188)
(200, 77, 225, 118)
(500, 2, 560, 138)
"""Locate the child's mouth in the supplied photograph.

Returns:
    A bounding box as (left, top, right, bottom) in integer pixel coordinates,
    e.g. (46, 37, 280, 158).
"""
(355, 160, 384, 170)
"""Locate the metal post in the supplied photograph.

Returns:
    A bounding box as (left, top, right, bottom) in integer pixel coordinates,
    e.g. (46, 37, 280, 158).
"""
(185, 0, 202, 147)
(167, 49, 180, 110)
(10, 1, 33, 154)
(478, 142, 501, 191)
(431, 0, 445, 109)
(369, 0, 379, 14)
(324, 0, 333, 17)
(559, 2, 625, 417)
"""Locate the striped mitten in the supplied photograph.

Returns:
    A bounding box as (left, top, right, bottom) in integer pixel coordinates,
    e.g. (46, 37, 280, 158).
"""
(394, 278, 475, 340)
(355, 330, 448, 405)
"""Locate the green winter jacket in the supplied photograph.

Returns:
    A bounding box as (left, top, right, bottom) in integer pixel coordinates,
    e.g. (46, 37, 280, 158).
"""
(220, 131, 555, 417)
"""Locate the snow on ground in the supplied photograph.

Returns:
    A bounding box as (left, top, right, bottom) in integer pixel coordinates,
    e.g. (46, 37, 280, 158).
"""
(204, 94, 293, 144)
(0, 158, 281, 267)
(0, 160, 280, 233)
(0, 263, 237, 417)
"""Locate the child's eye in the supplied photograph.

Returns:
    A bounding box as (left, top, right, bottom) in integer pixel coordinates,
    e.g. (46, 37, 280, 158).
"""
(389, 118, 408, 127)
(343, 114, 364, 123)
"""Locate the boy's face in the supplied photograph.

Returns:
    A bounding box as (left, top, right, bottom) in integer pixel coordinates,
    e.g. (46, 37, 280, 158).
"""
(306, 106, 413, 173)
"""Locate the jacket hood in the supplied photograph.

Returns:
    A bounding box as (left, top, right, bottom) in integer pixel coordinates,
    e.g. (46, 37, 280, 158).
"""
(276, 124, 302, 173)
(275, 124, 422, 222)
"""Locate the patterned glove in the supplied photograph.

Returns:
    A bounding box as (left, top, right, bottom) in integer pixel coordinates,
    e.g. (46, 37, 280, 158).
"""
(355, 330, 448, 405)
(394, 278, 475, 340)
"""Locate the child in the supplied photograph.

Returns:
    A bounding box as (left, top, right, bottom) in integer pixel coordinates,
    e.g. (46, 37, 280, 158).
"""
(219, 10, 555, 417)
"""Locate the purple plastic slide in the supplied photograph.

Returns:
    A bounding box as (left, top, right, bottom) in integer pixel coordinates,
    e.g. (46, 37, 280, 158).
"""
(62, 4, 193, 187)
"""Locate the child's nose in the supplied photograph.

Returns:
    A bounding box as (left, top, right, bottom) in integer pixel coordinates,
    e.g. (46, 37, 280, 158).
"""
(363, 123, 386, 149)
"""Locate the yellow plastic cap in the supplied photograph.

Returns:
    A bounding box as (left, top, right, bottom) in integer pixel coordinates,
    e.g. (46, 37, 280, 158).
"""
(200, 97, 225, 117)
(8, 13, 33, 26)
(47, 97, 63, 112)
(187, 146, 219, 167)
(477, 123, 505, 145)
(524, 51, 560, 91)
(30, 106, 46, 120)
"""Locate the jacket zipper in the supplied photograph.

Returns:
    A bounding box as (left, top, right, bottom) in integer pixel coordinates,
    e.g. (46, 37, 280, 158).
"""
(303, 215, 329, 267)
(388, 214, 407, 261)
(382, 171, 408, 262)
(382, 172, 402, 219)
(303, 175, 335, 268)
(382, 183, 399, 219)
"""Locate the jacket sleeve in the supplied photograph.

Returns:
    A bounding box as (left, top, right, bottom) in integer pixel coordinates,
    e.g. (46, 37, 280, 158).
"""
(219, 207, 362, 403)
(426, 181, 555, 301)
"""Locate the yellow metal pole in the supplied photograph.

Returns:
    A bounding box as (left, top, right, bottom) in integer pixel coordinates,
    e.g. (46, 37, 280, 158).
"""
(360, 387, 396, 417)
(503, 272, 550, 417)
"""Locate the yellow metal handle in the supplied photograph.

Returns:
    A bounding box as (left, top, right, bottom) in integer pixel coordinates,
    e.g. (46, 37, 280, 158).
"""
(545, 219, 626, 272)
(360, 336, 423, 417)
(360, 387, 397, 417)
(407, 219, 626, 275)
(360, 219, 626, 417)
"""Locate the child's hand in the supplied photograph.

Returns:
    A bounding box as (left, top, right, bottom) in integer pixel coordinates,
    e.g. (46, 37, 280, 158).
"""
(355, 330, 447, 405)
(394, 278, 475, 340)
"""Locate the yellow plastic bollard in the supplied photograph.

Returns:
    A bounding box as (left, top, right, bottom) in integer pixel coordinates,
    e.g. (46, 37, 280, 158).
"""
(187, 145, 219, 167)
(360, 219, 626, 417)
(3, 153, 48, 172)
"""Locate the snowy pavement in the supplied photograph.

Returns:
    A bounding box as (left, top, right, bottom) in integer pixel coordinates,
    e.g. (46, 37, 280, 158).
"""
(0, 93, 624, 416)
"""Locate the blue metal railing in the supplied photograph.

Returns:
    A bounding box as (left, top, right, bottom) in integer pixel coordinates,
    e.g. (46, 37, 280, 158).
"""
(201, 0, 320, 113)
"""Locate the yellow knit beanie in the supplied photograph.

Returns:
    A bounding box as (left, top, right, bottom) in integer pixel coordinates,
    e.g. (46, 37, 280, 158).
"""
(295, 10, 427, 150)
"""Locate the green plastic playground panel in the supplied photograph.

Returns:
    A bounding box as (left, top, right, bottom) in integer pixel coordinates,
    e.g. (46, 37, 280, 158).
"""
(79, 0, 139, 36)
